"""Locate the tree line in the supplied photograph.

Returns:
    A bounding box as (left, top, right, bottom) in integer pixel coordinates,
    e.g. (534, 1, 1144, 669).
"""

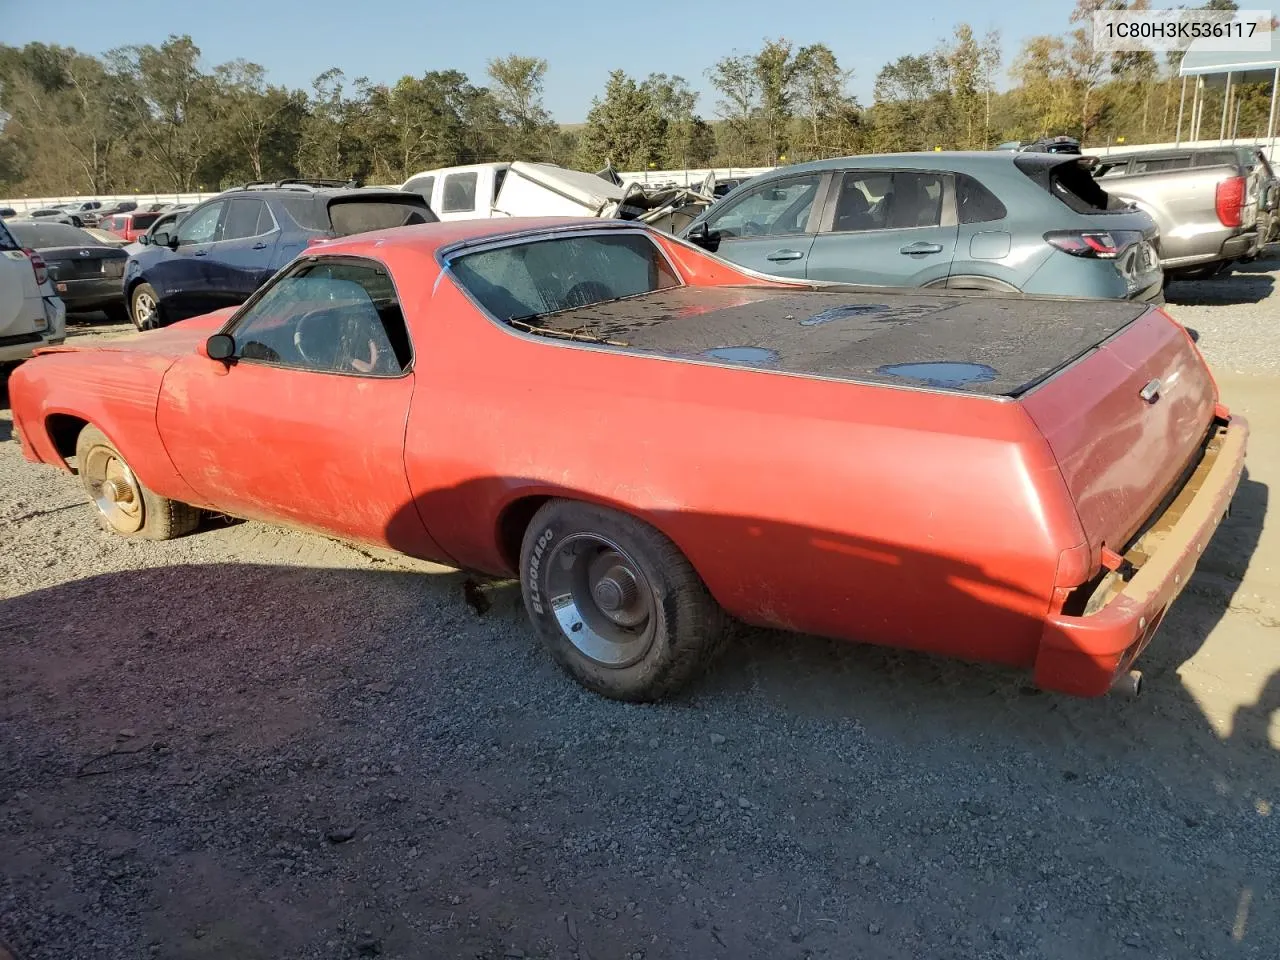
(0, 0, 1264, 197)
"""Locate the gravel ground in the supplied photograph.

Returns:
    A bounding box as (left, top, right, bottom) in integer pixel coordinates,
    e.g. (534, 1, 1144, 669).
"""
(1, 273, 1278, 960)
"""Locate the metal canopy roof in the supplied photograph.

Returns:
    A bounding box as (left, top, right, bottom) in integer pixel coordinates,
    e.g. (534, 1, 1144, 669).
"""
(1180, 46, 1280, 83)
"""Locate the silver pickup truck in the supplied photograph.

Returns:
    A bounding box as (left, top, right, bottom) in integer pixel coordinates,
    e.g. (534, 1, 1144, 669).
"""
(1091, 145, 1279, 281)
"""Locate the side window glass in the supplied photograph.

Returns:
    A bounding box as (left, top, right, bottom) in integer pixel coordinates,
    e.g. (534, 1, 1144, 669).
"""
(830, 172, 944, 232)
(493, 168, 508, 202)
(221, 198, 272, 241)
(441, 172, 479, 213)
(231, 260, 411, 377)
(177, 202, 224, 245)
(705, 174, 822, 239)
(955, 173, 1008, 224)
(405, 176, 435, 203)
(1133, 156, 1191, 173)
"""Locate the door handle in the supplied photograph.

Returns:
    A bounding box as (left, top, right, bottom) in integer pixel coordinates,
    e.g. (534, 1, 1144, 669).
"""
(252, 242, 268, 249)
(900, 242, 944, 255)
(193, 249, 208, 257)
(766, 249, 805, 261)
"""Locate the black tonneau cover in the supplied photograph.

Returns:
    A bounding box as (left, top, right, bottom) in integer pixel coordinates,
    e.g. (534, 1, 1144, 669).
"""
(535, 286, 1149, 397)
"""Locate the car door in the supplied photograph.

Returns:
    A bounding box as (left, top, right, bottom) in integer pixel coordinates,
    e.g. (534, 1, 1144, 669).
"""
(146, 199, 226, 320)
(206, 197, 282, 308)
(156, 255, 445, 557)
(695, 172, 826, 278)
(804, 169, 959, 287)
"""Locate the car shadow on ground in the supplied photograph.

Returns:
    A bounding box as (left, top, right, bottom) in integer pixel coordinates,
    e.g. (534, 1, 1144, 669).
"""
(1165, 273, 1275, 305)
(0, 471, 1274, 958)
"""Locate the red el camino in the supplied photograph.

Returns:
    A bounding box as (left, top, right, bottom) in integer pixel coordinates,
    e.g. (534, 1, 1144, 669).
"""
(9, 217, 1248, 702)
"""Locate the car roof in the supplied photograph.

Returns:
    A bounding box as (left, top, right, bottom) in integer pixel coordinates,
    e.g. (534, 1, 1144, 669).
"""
(306, 216, 639, 259)
(749, 151, 1068, 177)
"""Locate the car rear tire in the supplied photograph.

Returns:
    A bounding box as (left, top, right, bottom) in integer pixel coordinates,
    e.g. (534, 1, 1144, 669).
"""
(75, 424, 201, 540)
(519, 499, 729, 702)
(129, 283, 162, 331)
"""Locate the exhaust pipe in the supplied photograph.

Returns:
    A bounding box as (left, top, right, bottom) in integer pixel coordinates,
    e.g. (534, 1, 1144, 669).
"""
(1111, 669, 1143, 698)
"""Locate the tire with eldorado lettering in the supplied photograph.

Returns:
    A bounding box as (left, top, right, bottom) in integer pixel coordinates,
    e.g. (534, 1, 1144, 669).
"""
(519, 499, 728, 702)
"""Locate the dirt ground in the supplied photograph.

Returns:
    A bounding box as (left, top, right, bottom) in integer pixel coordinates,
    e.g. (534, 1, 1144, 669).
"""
(1, 283, 1278, 960)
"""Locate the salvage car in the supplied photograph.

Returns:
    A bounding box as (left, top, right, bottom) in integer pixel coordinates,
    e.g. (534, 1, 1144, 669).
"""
(9, 218, 1247, 703)
(5, 219, 130, 323)
(680, 151, 1164, 301)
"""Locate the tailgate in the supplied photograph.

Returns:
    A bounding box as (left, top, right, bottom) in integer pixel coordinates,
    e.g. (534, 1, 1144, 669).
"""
(1019, 309, 1217, 562)
(0, 248, 42, 334)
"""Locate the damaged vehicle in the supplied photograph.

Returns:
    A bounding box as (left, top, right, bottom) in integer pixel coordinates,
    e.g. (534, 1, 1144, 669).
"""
(401, 161, 721, 233)
(9, 218, 1246, 703)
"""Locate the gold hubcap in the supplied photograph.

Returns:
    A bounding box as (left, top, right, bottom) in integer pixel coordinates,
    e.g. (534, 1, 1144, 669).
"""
(84, 447, 144, 534)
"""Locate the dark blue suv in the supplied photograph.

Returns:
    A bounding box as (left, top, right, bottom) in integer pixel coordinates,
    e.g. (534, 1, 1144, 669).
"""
(124, 179, 437, 329)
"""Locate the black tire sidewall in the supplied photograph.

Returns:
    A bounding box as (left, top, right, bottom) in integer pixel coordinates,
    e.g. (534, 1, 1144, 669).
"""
(520, 502, 684, 701)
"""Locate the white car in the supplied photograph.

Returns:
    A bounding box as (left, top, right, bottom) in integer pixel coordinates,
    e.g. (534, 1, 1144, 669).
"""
(0, 219, 67, 364)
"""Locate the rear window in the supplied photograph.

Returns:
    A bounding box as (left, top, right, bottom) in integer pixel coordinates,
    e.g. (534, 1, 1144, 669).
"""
(326, 198, 437, 237)
(5, 221, 98, 247)
(0, 220, 16, 251)
(133, 212, 161, 229)
(448, 232, 680, 323)
(1016, 156, 1119, 214)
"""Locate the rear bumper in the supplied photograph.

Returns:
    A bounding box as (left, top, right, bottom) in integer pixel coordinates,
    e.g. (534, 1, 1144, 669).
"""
(53, 276, 125, 311)
(1033, 412, 1248, 697)
(0, 297, 65, 362)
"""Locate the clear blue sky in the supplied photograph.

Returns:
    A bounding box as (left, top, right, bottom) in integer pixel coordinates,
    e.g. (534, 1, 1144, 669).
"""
(0, 0, 1064, 122)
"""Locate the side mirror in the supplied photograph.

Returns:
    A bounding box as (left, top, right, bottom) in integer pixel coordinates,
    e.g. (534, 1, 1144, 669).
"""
(203, 333, 235, 361)
(137, 233, 151, 246)
(152, 230, 177, 249)
(686, 221, 720, 252)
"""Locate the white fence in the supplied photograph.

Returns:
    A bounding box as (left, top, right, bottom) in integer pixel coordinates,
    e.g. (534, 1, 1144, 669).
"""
(0, 192, 216, 215)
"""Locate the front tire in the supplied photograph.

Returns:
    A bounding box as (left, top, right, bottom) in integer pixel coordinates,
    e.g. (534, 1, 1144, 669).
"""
(75, 424, 201, 540)
(519, 500, 728, 702)
(129, 283, 162, 331)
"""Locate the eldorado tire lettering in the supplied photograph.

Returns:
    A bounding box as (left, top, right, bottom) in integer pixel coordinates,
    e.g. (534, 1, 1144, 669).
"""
(528, 527, 554, 614)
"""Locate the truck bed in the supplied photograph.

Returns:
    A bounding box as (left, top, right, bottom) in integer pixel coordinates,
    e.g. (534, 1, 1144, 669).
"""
(537, 286, 1150, 397)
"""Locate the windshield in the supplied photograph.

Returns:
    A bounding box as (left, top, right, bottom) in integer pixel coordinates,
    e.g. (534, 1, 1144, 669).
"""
(5, 221, 99, 248)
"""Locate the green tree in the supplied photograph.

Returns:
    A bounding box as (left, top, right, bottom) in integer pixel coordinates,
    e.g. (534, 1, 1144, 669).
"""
(487, 54, 556, 160)
(578, 70, 665, 169)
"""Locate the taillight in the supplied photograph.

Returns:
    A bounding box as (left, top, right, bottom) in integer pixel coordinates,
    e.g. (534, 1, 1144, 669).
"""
(1215, 175, 1246, 227)
(1044, 229, 1144, 259)
(23, 247, 47, 285)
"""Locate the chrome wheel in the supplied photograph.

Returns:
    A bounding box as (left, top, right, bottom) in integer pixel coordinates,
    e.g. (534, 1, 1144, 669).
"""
(544, 534, 656, 667)
(132, 290, 156, 328)
(82, 445, 144, 534)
